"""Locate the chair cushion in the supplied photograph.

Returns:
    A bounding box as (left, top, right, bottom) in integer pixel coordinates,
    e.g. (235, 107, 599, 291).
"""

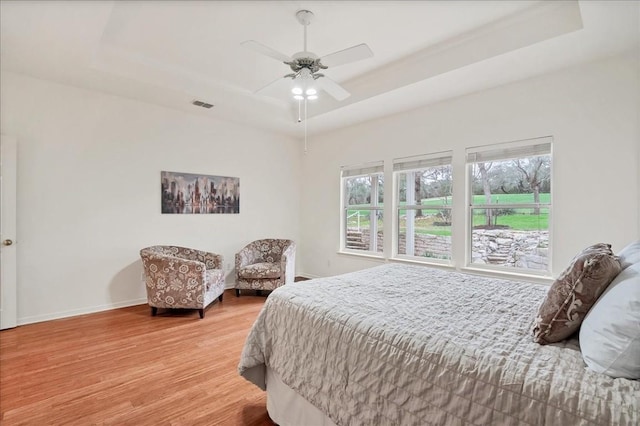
(239, 262, 281, 279)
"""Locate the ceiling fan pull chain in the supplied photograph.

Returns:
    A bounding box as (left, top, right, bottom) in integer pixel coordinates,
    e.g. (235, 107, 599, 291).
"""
(304, 99, 308, 153)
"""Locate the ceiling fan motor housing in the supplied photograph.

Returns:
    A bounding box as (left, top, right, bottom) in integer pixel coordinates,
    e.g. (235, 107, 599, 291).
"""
(287, 52, 327, 74)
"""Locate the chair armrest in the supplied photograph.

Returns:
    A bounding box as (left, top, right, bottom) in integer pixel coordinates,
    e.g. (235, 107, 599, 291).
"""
(282, 242, 296, 259)
(280, 242, 296, 284)
(141, 255, 207, 306)
(197, 250, 222, 270)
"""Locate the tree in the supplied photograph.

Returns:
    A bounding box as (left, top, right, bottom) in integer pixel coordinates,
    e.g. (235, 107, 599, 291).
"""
(346, 177, 371, 205)
(513, 156, 550, 214)
(477, 162, 493, 226)
(414, 172, 423, 217)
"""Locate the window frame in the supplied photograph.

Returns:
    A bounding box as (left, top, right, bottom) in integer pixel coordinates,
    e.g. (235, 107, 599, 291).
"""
(340, 161, 385, 257)
(465, 137, 553, 276)
(392, 151, 454, 265)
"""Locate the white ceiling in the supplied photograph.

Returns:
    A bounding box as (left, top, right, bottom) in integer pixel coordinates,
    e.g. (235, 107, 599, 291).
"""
(1, 1, 639, 138)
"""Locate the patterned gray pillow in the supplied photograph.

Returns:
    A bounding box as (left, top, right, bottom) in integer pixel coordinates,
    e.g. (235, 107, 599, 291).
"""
(532, 243, 621, 344)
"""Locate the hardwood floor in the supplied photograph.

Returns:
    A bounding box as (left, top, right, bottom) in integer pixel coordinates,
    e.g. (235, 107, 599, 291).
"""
(0, 289, 277, 425)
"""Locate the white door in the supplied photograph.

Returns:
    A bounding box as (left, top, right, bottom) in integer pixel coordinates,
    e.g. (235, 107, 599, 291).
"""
(0, 134, 17, 329)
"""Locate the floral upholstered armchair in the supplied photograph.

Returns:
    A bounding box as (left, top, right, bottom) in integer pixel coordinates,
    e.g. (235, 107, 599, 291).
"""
(140, 245, 225, 319)
(235, 239, 296, 297)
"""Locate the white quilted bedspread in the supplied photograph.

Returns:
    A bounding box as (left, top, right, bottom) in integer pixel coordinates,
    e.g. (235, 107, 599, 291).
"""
(238, 264, 639, 425)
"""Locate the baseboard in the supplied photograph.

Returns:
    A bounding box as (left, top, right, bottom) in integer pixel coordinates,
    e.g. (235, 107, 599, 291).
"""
(297, 273, 321, 279)
(17, 286, 243, 325)
(17, 298, 148, 326)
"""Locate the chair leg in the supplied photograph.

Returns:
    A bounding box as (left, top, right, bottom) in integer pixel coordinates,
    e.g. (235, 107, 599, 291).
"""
(235, 289, 240, 297)
(218, 293, 224, 302)
(199, 309, 204, 319)
(151, 306, 157, 316)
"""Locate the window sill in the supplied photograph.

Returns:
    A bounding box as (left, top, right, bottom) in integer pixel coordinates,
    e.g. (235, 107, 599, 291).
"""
(460, 266, 554, 285)
(389, 256, 456, 270)
(337, 253, 554, 285)
(337, 250, 386, 262)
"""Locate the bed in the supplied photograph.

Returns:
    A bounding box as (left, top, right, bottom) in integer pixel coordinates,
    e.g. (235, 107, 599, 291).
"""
(238, 263, 639, 425)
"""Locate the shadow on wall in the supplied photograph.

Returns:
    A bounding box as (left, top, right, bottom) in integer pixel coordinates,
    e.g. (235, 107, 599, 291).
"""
(109, 259, 147, 306)
(225, 266, 236, 289)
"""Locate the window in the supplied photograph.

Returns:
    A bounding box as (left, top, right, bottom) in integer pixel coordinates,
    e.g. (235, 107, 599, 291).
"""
(394, 152, 453, 262)
(466, 137, 552, 274)
(341, 162, 384, 254)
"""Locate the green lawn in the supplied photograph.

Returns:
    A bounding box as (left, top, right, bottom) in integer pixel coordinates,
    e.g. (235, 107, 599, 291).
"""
(418, 193, 550, 206)
(469, 193, 550, 205)
(350, 215, 547, 235)
(347, 192, 550, 236)
(471, 212, 548, 230)
(406, 227, 452, 236)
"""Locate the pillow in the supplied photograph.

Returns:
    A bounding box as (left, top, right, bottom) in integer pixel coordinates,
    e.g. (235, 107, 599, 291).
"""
(532, 243, 621, 344)
(617, 240, 640, 270)
(580, 262, 640, 378)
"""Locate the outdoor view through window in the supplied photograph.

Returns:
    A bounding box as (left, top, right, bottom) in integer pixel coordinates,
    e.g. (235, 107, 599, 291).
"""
(396, 157, 452, 261)
(468, 145, 551, 273)
(341, 140, 551, 274)
(344, 172, 384, 253)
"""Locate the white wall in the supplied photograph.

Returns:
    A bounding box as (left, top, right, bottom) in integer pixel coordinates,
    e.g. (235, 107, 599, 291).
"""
(2, 52, 638, 324)
(300, 53, 640, 279)
(0, 72, 302, 324)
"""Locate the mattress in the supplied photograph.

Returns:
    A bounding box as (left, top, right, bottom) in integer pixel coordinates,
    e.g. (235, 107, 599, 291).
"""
(238, 263, 640, 425)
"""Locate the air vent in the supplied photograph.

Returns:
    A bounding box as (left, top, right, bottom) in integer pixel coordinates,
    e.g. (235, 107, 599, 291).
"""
(192, 100, 214, 109)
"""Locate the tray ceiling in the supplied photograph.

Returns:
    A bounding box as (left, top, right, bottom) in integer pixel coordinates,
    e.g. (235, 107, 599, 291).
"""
(1, 1, 638, 137)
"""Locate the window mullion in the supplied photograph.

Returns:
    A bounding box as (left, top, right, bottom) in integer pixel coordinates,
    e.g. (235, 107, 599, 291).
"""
(405, 173, 416, 256)
(370, 176, 379, 252)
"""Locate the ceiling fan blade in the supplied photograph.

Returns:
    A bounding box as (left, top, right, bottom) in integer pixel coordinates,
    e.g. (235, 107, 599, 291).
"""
(241, 40, 292, 63)
(255, 76, 292, 96)
(320, 43, 373, 68)
(315, 77, 350, 101)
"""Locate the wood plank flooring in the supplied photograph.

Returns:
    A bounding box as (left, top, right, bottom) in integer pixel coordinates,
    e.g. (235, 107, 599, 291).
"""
(0, 289, 277, 425)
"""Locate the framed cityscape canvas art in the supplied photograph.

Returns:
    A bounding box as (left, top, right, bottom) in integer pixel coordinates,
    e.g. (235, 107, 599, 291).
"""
(161, 171, 240, 214)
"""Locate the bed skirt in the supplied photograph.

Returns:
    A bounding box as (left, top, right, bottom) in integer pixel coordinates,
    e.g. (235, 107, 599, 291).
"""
(266, 367, 337, 426)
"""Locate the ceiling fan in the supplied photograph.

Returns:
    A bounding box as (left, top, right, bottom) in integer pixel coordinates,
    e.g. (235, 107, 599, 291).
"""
(242, 9, 373, 102)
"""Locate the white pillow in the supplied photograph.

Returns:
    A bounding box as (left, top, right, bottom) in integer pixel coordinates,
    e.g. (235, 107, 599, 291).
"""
(618, 240, 640, 269)
(579, 262, 640, 379)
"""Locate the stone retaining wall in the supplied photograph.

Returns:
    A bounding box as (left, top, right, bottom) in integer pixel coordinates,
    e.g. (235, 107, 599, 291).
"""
(357, 228, 549, 270)
(471, 229, 549, 270)
(360, 229, 384, 253)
